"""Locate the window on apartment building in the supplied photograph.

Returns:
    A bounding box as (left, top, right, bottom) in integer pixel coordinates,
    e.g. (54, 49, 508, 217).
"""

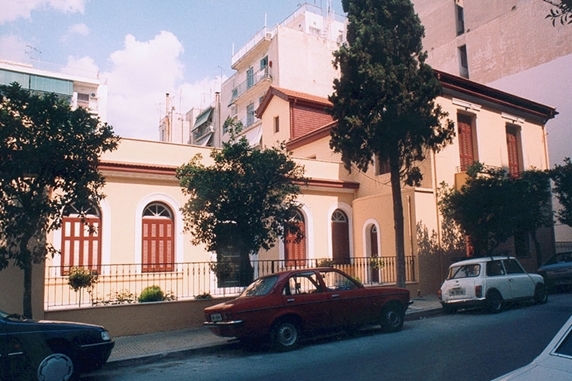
(77, 93, 90, 108)
(142, 202, 174, 272)
(514, 231, 531, 258)
(375, 155, 391, 175)
(455, 2, 465, 36)
(260, 56, 268, 71)
(246, 67, 254, 89)
(60, 202, 101, 274)
(506, 124, 522, 178)
(246, 103, 255, 127)
(331, 210, 351, 265)
(458, 45, 469, 78)
(457, 113, 476, 172)
(274, 116, 280, 133)
(284, 209, 306, 267)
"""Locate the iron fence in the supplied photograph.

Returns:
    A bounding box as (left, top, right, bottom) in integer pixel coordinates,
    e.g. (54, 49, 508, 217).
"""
(44, 256, 416, 310)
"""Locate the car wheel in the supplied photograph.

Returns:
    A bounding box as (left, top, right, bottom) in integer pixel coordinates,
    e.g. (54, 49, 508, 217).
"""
(486, 290, 503, 313)
(270, 319, 300, 351)
(36, 352, 75, 381)
(534, 283, 548, 304)
(442, 304, 457, 314)
(380, 304, 404, 333)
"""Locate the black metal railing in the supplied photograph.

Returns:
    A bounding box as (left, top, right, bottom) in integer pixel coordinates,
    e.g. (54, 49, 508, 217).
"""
(44, 256, 415, 309)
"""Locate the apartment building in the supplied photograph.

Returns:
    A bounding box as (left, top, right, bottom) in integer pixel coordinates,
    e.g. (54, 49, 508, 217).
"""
(0, 60, 108, 122)
(219, 3, 346, 146)
(413, 0, 572, 240)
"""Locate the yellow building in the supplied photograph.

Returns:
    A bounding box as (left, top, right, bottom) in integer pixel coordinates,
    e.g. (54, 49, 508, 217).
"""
(38, 70, 557, 310)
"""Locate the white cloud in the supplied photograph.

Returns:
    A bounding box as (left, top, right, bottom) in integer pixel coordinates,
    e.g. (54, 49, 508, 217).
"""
(61, 55, 99, 78)
(0, 0, 86, 24)
(0, 35, 29, 62)
(61, 23, 89, 42)
(102, 31, 190, 140)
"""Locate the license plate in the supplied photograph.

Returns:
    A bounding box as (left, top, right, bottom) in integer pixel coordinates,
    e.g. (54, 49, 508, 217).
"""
(449, 288, 466, 296)
(210, 313, 222, 322)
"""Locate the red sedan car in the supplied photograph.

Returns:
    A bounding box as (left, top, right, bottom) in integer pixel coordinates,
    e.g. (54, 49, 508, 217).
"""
(204, 267, 411, 350)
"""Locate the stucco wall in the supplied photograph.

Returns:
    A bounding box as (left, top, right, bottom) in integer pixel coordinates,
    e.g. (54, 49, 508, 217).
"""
(0, 262, 44, 319)
(44, 298, 233, 337)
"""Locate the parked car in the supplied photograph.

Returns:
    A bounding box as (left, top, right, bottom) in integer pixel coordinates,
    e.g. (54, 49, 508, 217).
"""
(493, 314, 572, 380)
(538, 251, 572, 290)
(438, 256, 547, 314)
(0, 309, 115, 381)
(204, 267, 411, 351)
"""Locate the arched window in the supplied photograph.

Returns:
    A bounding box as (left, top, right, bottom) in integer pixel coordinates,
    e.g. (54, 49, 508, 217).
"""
(331, 209, 350, 264)
(284, 210, 306, 267)
(61, 202, 101, 274)
(142, 202, 174, 272)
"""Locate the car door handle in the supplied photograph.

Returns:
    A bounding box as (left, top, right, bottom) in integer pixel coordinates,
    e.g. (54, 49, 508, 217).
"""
(287, 298, 295, 303)
(331, 294, 340, 298)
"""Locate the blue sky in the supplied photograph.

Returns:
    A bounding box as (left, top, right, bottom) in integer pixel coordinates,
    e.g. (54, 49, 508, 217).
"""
(0, 0, 345, 139)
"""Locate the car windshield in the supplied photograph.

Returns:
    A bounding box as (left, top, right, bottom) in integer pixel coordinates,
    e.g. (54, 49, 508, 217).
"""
(447, 264, 481, 280)
(239, 275, 279, 297)
(554, 327, 572, 358)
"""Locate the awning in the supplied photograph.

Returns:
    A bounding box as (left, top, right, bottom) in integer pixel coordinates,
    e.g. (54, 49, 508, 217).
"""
(196, 132, 214, 147)
(194, 107, 213, 128)
(243, 126, 262, 147)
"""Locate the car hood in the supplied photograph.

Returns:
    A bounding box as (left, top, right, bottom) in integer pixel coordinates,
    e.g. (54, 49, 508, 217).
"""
(494, 363, 572, 381)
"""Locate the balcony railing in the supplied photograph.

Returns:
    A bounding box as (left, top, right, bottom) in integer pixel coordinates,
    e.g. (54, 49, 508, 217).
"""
(44, 256, 416, 310)
(230, 67, 272, 104)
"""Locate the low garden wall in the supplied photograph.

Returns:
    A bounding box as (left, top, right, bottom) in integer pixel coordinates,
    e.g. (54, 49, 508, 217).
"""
(44, 297, 233, 337)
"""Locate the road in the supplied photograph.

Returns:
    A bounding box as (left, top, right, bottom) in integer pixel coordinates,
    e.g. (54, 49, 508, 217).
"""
(85, 293, 572, 381)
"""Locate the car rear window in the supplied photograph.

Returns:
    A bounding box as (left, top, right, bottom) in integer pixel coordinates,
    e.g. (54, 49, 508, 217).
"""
(239, 275, 279, 297)
(447, 264, 481, 280)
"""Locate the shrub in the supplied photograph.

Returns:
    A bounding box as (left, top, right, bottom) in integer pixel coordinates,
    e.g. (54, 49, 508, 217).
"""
(138, 285, 165, 303)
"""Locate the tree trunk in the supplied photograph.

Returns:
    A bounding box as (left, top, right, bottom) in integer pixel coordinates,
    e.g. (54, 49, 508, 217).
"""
(530, 230, 543, 268)
(22, 250, 33, 319)
(239, 251, 254, 287)
(389, 156, 406, 288)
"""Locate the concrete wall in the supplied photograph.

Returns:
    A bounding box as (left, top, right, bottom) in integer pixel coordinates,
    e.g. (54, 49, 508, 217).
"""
(44, 297, 233, 337)
(0, 261, 45, 319)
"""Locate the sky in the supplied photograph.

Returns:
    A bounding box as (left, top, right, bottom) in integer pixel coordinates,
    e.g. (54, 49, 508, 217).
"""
(0, 0, 345, 140)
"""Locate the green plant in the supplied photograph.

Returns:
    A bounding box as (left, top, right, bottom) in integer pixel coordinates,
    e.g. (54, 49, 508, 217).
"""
(67, 267, 98, 291)
(209, 258, 236, 279)
(67, 267, 98, 307)
(138, 285, 165, 303)
(369, 257, 385, 270)
(316, 258, 335, 267)
(195, 292, 212, 300)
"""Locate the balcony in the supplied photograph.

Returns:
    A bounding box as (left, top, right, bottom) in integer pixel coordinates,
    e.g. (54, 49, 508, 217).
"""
(229, 67, 272, 104)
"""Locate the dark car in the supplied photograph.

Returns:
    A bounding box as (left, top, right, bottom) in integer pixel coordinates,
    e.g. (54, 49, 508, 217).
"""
(538, 252, 572, 290)
(0, 309, 114, 381)
(204, 267, 411, 351)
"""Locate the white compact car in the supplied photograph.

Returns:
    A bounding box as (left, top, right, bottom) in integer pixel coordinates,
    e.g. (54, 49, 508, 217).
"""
(493, 315, 572, 380)
(438, 256, 547, 313)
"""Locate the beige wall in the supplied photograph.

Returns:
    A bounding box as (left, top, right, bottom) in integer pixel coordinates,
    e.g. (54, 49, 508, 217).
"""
(0, 261, 44, 319)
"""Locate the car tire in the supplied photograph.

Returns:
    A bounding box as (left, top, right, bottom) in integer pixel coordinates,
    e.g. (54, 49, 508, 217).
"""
(270, 319, 300, 351)
(380, 304, 404, 333)
(534, 283, 548, 304)
(486, 290, 503, 313)
(36, 352, 76, 381)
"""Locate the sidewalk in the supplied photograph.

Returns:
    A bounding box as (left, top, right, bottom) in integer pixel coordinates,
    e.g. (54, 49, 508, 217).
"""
(105, 294, 442, 368)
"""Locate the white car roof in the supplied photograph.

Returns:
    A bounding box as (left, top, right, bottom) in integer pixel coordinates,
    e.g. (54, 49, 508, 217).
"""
(449, 256, 516, 267)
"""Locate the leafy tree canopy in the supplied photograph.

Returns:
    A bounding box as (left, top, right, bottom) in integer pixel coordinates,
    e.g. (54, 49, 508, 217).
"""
(441, 163, 552, 262)
(0, 83, 119, 317)
(551, 157, 572, 227)
(544, 0, 572, 25)
(328, 0, 455, 287)
(177, 130, 306, 285)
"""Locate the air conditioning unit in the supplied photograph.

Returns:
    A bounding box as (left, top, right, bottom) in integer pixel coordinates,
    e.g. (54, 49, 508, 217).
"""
(265, 32, 272, 39)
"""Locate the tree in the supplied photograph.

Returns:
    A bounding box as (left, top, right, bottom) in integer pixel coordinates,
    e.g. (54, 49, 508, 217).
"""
(441, 163, 553, 262)
(328, 0, 455, 287)
(551, 157, 572, 227)
(543, 0, 572, 25)
(177, 127, 306, 286)
(0, 83, 119, 318)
